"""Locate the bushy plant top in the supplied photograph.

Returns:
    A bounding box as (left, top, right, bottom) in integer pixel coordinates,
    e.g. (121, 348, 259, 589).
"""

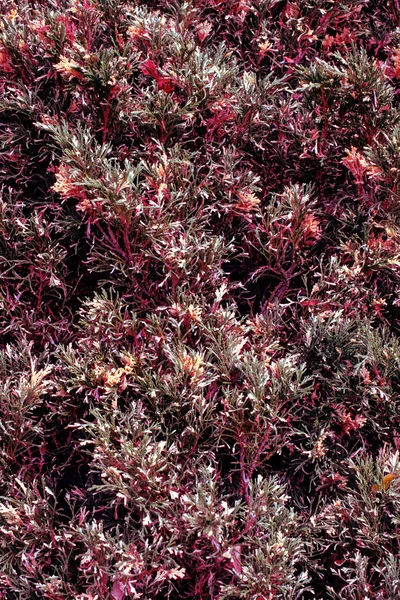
(1, 0, 400, 598)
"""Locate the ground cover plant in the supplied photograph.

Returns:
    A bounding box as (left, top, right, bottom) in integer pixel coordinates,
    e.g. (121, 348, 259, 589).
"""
(2, 0, 400, 598)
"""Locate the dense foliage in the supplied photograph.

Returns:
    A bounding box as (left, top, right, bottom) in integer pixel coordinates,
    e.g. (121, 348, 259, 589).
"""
(2, 0, 400, 597)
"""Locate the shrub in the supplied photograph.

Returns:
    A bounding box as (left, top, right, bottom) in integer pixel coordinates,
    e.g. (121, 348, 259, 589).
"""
(1, 0, 400, 597)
